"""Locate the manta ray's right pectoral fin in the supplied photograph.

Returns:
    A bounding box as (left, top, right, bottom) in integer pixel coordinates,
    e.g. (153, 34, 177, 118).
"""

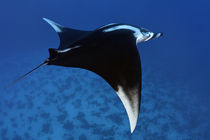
(116, 85, 140, 133)
(71, 42, 142, 133)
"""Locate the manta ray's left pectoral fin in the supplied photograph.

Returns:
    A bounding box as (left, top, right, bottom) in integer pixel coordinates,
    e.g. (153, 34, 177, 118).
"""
(43, 18, 92, 50)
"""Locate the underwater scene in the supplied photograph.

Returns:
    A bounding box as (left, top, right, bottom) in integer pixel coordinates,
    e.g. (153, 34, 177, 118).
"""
(0, 0, 209, 140)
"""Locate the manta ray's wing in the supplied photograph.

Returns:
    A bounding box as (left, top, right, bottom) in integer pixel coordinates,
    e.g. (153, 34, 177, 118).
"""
(43, 18, 92, 50)
(91, 44, 141, 133)
(62, 41, 141, 133)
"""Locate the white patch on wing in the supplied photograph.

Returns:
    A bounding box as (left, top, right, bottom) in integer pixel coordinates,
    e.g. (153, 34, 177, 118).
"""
(103, 25, 141, 38)
(43, 18, 63, 33)
(57, 48, 71, 53)
(103, 25, 146, 44)
(57, 45, 80, 53)
(116, 86, 139, 133)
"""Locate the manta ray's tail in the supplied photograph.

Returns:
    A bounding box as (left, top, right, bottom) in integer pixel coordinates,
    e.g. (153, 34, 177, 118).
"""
(5, 60, 49, 88)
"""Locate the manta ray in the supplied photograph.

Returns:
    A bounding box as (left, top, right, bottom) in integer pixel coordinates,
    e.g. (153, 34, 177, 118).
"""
(8, 18, 162, 133)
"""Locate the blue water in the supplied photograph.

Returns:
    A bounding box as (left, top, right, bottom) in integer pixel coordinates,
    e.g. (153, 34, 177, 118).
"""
(0, 0, 210, 139)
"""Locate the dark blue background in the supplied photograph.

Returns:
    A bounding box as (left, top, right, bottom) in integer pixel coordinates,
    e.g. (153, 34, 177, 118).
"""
(0, 0, 209, 139)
